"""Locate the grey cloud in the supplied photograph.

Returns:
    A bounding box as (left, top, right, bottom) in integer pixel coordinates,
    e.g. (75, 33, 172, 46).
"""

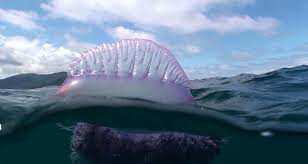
(0, 57, 23, 66)
(0, 48, 22, 66)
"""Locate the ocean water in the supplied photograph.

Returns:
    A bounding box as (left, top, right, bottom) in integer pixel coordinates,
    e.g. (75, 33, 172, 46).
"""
(1, 66, 308, 163)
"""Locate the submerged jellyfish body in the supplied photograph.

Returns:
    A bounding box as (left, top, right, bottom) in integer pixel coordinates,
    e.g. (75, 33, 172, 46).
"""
(71, 123, 223, 164)
(57, 39, 194, 104)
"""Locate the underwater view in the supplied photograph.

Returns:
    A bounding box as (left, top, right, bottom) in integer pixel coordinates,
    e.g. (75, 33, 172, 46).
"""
(1, 0, 308, 163)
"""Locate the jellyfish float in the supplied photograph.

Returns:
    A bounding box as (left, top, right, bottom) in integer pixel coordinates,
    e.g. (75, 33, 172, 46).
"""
(71, 123, 223, 164)
(57, 39, 194, 104)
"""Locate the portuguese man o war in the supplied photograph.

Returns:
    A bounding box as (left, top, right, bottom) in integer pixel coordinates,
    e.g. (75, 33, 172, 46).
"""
(57, 39, 194, 104)
(71, 123, 223, 164)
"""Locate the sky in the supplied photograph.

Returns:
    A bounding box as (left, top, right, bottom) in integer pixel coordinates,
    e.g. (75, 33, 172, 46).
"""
(0, 0, 308, 79)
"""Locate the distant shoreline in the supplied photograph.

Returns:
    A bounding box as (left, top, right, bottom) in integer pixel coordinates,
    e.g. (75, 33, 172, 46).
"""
(0, 65, 307, 89)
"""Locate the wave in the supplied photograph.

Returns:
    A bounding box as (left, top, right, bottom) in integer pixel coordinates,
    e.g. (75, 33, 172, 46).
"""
(1, 65, 308, 136)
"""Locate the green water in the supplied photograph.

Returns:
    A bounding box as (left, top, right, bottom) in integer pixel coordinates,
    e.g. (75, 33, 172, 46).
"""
(1, 107, 307, 163)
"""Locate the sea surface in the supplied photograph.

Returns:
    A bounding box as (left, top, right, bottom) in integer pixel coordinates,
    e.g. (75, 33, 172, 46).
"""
(1, 66, 308, 163)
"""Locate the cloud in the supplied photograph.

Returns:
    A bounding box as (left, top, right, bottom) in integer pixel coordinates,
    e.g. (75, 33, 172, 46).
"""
(224, 51, 255, 61)
(203, 16, 279, 33)
(41, 0, 278, 34)
(64, 34, 96, 53)
(0, 33, 78, 79)
(0, 48, 22, 66)
(184, 45, 201, 54)
(185, 53, 308, 79)
(1, 32, 307, 80)
(0, 8, 42, 30)
(106, 26, 157, 41)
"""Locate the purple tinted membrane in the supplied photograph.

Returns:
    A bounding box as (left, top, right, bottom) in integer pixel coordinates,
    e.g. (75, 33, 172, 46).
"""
(68, 39, 191, 88)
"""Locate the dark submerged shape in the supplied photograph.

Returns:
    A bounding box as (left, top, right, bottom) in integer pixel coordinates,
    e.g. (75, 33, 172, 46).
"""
(72, 123, 223, 164)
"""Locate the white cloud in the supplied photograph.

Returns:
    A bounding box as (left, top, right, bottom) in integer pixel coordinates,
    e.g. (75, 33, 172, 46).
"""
(106, 26, 157, 41)
(64, 34, 96, 53)
(224, 51, 255, 61)
(185, 45, 201, 54)
(0, 48, 22, 66)
(0, 33, 78, 79)
(1, 32, 307, 80)
(185, 54, 308, 79)
(0, 8, 42, 30)
(41, 0, 278, 33)
(203, 16, 279, 33)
